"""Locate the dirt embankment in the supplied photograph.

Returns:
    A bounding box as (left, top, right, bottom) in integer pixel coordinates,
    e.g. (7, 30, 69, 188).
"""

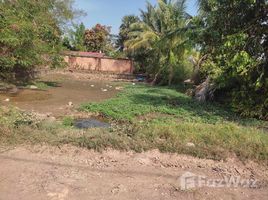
(0, 145, 267, 200)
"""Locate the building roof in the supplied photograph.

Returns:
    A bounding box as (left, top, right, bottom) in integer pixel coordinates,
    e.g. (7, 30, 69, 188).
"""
(63, 51, 105, 58)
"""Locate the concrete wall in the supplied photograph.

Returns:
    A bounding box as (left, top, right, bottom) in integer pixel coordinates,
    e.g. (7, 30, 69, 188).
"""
(64, 54, 133, 74)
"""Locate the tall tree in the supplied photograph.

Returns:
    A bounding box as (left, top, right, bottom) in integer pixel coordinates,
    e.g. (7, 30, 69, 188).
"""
(0, 0, 79, 81)
(63, 23, 86, 51)
(117, 15, 140, 51)
(125, 0, 192, 85)
(84, 24, 111, 52)
(196, 0, 268, 119)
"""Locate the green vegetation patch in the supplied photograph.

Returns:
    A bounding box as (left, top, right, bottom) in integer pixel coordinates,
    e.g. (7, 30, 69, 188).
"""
(81, 84, 254, 124)
(26, 81, 60, 90)
(80, 84, 268, 162)
(1, 84, 268, 163)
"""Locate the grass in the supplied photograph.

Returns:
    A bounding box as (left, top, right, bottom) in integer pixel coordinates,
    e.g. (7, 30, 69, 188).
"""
(80, 83, 268, 162)
(81, 84, 263, 125)
(62, 116, 75, 127)
(27, 81, 60, 90)
(0, 83, 268, 163)
(0, 79, 60, 90)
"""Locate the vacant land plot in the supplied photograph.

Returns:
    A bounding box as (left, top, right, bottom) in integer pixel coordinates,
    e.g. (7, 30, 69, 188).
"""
(0, 72, 268, 200)
(0, 72, 267, 163)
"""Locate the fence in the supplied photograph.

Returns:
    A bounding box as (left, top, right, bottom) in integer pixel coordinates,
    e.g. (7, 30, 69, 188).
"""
(63, 51, 134, 74)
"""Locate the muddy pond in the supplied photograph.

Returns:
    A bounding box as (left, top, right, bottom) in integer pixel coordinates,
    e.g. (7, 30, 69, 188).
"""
(0, 74, 119, 116)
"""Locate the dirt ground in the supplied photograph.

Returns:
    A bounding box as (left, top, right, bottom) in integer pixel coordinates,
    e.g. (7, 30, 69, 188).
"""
(0, 145, 267, 200)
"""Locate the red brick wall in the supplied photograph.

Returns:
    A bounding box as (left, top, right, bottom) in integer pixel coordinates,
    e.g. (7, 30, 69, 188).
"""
(63, 53, 133, 74)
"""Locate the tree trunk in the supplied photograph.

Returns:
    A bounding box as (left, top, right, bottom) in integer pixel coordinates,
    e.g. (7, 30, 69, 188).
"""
(168, 61, 174, 87)
(194, 77, 214, 102)
(151, 72, 160, 85)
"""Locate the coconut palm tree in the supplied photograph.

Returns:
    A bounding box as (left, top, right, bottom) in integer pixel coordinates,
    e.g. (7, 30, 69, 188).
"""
(125, 0, 192, 85)
(117, 15, 140, 51)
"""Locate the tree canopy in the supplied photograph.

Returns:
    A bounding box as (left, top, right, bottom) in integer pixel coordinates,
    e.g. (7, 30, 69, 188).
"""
(84, 24, 112, 53)
(125, 0, 193, 85)
(63, 23, 87, 51)
(195, 0, 268, 119)
(0, 0, 79, 81)
(117, 15, 140, 51)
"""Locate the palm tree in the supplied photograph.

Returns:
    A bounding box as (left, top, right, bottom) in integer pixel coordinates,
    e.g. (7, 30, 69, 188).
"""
(117, 15, 140, 51)
(125, 0, 192, 85)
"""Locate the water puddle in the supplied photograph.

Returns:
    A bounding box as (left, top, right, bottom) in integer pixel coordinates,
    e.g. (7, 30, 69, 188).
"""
(74, 119, 111, 129)
(0, 74, 119, 116)
(0, 89, 51, 102)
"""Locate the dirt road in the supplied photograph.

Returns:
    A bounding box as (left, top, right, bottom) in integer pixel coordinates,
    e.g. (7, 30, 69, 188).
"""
(0, 145, 267, 200)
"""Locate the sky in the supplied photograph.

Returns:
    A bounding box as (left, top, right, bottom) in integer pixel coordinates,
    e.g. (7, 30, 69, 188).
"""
(74, 0, 198, 34)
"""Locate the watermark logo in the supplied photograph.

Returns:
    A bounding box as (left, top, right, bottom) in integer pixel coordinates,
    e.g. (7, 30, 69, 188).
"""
(179, 172, 258, 190)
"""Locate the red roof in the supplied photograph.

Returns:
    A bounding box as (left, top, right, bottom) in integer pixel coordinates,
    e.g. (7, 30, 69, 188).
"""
(63, 51, 105, 58)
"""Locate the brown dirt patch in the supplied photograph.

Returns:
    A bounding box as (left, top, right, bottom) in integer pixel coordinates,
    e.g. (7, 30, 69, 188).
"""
(0, 145, 267, 200)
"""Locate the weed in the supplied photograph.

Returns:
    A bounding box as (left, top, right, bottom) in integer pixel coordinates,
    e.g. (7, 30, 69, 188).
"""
(62, 116, 75, 127)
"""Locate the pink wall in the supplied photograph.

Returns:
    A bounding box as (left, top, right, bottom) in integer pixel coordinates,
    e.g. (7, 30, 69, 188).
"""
(64, 54, 133, 74)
